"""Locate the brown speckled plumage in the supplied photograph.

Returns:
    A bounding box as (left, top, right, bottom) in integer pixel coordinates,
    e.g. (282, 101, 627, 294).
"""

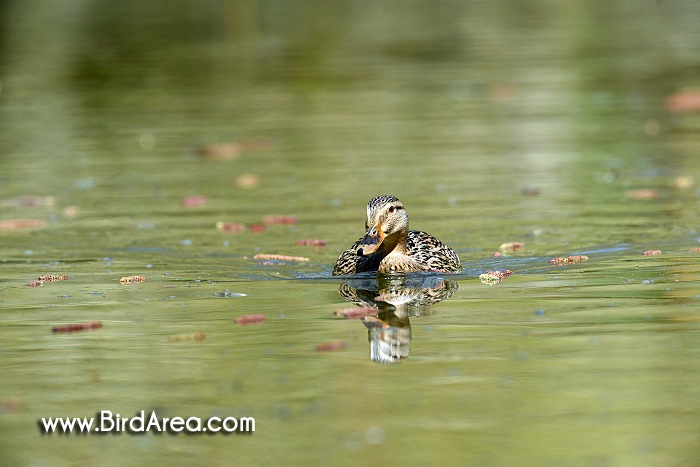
(333, 195, 462, 275)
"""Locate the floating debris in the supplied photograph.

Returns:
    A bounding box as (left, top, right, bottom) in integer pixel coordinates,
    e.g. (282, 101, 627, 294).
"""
(235, 314, 266, 326)
(168, 332, 206, 343)
(253, 254, 309, 262)
(666, 90, 700, 113)
(0, 219, 47, 230)
(52, 321, 103, 334)
(0, 195, 57, 208)
(334, 306, 379, 319)
(181, 195, 207, 207)
(499, 242, 524, 253)
(38, 275, 70, 282)
(216, 289, 247, 298)
(263, 215, 297, 225)
(521, 187, 541, 196)
(549, 255, 589, 265)
(643, 250, 662, 256)
(1, 396, 22, 413)
(216, 221, 245, 234)
(28, 275, 69, 287)
(61, 206, 80, 219)
(119, 275, 146, 284)
(199, 139, 272, 160)
(315, 340, 348, 352)
(248, 223, 267, 233)
(236, 173, 260, 189)
(296, 239, 327, 247)
(492, 251, 502, 257)
(479, 270, 513, 285)
(675, 175, 694, 189)
(488, 83, 517, 103)
(625, 189, 658, 200)
(199, 142, 242, 160)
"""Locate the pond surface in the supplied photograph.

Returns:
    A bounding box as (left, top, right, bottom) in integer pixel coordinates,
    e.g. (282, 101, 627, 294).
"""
(2, 1, 700, 465)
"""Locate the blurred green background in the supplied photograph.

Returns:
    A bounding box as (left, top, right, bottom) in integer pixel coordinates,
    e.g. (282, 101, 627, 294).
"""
(1, 1, 699, 466)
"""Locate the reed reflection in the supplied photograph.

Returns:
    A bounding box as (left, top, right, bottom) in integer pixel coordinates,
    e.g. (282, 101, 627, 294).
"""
(338, 274, 458, 364)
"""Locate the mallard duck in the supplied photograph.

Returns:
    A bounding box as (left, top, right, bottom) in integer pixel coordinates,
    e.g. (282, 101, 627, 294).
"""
(333, 195, 462, 275)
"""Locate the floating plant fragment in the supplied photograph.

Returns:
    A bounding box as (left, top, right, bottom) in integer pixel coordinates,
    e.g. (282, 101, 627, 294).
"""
(181, 195, 207, 207)
(549, 255, 589, 265)
(666, 90, 700, 113)
(675, 176, 694, 188)
(263, 215, 297, 225)
(643, 250, 662, 256)
(1, 396, 22, 413)
(235, 314, 266, 326)
(253, 254, 309, 262)
(216, 222, 245, 233)
(119, 275, 146, 284)
(248, 223, 266, 233)
(27, 274, 71, 287)
(625, 189, 658, 200)
(168, 332, 206, 343)
(499, 242, 524, 253)
(521, 187, 541, 196)
(198, 138, 272, 160)
(334, 307, 379, 319)
(0, 219, 47, 230)
(198, 142, 242, 160)
(479, 270, 513, 285)
(314, 340, 348, 352)
(0, 195, 57, 208)
(52, 321, 103, 334)
(62, 206, 80, 218)
(38, 275, 70, 282)
(236, 174, 260, 188)
(296, 239, 327, 247)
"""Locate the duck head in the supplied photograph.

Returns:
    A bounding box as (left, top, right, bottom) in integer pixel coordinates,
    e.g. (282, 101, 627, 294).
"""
(356, 195, 409, 256)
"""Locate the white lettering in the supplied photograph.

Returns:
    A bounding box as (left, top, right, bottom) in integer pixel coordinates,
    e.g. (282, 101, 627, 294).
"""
(145, 411, 161, 431)
(239, 416, 255, 432)
(100, 410, 114, 432)
(129, 411, 145, 432)
(222, 417, 238, 432)
(40, 417, 59, 433)
(185, 416, 202, 432)
(169, 417, 184, 432)
(207, 417, 221, 432)
(38, 411, 254, 435)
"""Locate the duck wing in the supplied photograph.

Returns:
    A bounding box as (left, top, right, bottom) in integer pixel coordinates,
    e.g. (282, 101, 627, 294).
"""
(406, 230, 462, 273)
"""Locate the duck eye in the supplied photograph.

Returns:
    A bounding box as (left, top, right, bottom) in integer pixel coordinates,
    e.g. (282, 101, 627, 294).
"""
(388, 206, 395, 213)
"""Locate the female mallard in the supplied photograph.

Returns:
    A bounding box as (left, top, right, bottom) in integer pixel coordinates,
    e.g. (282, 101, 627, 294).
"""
(333, 195, 462, 275)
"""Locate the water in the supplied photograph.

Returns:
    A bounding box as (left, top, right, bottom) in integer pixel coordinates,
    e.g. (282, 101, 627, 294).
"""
(1, 1, 700, 465)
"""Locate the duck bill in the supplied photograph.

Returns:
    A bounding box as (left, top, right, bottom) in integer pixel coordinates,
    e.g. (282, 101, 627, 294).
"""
(356, 223, 385, 256)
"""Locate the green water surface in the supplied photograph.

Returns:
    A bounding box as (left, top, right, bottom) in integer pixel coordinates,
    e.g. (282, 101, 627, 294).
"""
(1, 1, 700, 465)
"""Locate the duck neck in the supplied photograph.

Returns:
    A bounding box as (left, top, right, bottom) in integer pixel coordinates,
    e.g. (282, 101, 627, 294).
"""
(380, 229, 409, 256)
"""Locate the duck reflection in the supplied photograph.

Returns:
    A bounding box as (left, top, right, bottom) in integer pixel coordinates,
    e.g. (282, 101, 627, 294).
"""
(338, 274, 458, 364)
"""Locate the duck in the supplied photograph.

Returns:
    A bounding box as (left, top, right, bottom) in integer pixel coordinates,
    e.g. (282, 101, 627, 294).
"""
(332, 195, 462, 275)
